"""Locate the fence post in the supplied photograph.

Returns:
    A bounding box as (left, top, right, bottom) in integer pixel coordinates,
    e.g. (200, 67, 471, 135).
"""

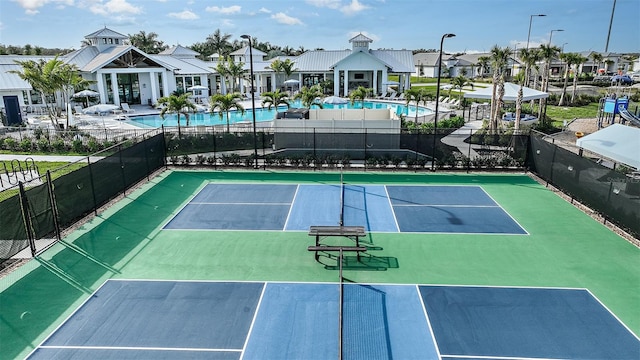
(46, 170, 62, 242)
(313, 128, 317, 171)
(18, 182, 37, 257)
(467, 129, 473, 173)
(87, 157, 99, 216)
(143, 133, 151, 182)
(119, 144, 127, 196)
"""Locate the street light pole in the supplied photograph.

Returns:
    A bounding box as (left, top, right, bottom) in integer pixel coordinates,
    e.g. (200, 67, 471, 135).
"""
(526, 14, 546, 50)
(548, 29, 564, 46)
(241, 34, 258, 169)
(432, 33, 456, 171)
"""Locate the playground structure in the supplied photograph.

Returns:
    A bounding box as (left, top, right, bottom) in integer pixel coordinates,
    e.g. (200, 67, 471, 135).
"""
(597, 96, 640, 129)
(0, 158, 41, 191)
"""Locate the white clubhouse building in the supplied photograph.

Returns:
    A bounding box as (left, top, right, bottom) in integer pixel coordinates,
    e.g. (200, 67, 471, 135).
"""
(1, 27, 414, 113)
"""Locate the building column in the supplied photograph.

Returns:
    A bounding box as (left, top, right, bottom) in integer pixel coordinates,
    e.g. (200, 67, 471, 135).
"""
(343, 70, 349, 96)
(96, 72, 106, 104)
(162, 72, 169, 98)
(333, 71, 340, 96)
(149, 71, 158, 105)
(372, 70, 378, 95)
(404, 73, 410, 91)
(110, 72, 119, 105)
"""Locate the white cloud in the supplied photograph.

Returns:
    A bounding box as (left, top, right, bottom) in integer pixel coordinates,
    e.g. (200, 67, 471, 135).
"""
(220, 19, 234, 27)
(168, 10, 199, 20)
(306, 0, 341, 9)
(89, 0, 142, 16)
(340, 0, 369, 15)
(259, 7, 271, 14)
(271, 12, 303, 25)
(205, 5, 241, 15)
(13, 0, 73, 15)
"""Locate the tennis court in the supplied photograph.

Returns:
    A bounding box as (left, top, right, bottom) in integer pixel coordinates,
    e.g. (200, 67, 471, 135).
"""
(2, 170, 639, 360)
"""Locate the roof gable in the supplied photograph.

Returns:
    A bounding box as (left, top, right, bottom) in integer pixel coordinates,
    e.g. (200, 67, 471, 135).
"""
(333, 50, 389, 70)
(159, 45, 200, 57)
(84, 27, 127, 40)
(82, 46, 173, 72)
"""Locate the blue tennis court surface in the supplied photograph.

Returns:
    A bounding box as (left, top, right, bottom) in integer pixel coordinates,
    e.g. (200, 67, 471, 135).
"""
(164, 184, 526, 234)
(28, 280, 639, 360)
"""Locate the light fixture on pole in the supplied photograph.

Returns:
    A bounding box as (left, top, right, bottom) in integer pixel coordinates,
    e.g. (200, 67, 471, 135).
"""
(549, 29, 564, 45)
(240, 34, 258, 169)
(432, 33, 456, 171)
(526, 14, 546, 50)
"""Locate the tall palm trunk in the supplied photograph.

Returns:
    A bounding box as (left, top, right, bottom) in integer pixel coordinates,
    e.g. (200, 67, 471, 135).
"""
(558, 63, 570, 106)
(571, 66, 579, 103)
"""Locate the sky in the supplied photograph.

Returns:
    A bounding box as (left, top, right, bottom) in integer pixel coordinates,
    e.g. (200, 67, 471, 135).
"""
(1, 0, 639, 54)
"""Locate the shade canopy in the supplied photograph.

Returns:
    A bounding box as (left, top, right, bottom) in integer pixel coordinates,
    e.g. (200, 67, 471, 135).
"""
(464, 82, 549, 102)
(283, 79, 300, 85)
(576, 124, 640, 170)
(187, 85, 208, 91)
(83, 104, 119, 115)
(323, 96, 349, 105)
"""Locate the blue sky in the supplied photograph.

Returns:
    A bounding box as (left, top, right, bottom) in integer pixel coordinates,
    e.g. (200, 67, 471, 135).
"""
(1, 0, 639, 54)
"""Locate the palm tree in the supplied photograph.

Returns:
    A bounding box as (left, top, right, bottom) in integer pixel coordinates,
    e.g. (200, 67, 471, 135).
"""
(210, 93, 245, 132)
(158, 94, 196, 137)
(489, 45, 511, 130)
(294, 85, 324, 109)
(519, 48, 541, 88)
(10, 57, 65, 123)
(58, 63, 95, 128)
(128, 31, 167, 54)
(571, 54, 588, 103)
(268, 59, 284, 90)
(558, 52, 579, 106)
(451, 75, 472, 101)
(206, 29, 233, 57)
(349, 86, 372, 108)
(590, 52, 603, 74)
(476, 56, 490, 78)
(537, 44, 561, 125)
(261, 90, 290, 110)
(226, 59, 247, 93)
(404, 87, 430, 123)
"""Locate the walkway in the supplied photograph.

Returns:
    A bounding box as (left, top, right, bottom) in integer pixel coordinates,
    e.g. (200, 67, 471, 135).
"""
(440, 120, 484, 158)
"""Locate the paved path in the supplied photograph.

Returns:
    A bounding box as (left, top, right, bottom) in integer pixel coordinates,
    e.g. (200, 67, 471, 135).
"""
(440, 120, 484, 158)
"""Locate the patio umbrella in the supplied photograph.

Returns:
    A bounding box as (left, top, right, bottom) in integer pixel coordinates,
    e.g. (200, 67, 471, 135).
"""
(382, 81, 399, 86)
(73, 89, 99, 106)
(323, 96, 349, 105)
(187, 85, 208, 91)
(83, 104, 119, 115)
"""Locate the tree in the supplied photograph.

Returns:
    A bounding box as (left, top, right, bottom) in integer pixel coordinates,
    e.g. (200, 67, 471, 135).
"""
(206, 29, 232, 57)
(58, 63, 95, 128)
(210, 93, 245, 132)
(590, 52, 603, 74)
(558, 52, 581, 106)
(158, 94, 196, 137)
(226, 58, 247, 93)
(537, 44, 561, 125)
(518, 48, 541, 88)
(269, 59, 298, 91)
(489, 45, 511, 130)
(10, 57, 65, 123)
(404, 87, 431, 123)
(349, 86, 372, 108)
(476, 56, 490, 78)
(294, 85, 324, 109)
(261, 90, 290, 110)
(128, 31, 167, 54)
(571, 54, 588, 103)
(451, 75, 472, 100)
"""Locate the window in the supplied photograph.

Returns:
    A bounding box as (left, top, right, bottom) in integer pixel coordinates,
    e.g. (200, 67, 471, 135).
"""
(108, 38, 113, 44)
(115, 39, 119, 44)
(354, 73, 364, 80)
(102, 38, 107, 44)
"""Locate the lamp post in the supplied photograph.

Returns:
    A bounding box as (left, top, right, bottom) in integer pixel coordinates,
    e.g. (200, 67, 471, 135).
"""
(240, 34, 258, 169)
(548, 29, 564, 46)
(526, 14, 546, 50)
(432, 33, 456, 171)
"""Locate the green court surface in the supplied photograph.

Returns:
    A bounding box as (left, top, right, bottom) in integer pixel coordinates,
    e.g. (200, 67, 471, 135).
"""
(1, 170, 638, 359)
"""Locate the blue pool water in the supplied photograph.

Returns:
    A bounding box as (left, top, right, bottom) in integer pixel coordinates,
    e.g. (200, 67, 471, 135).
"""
(125, 100, 433, 128)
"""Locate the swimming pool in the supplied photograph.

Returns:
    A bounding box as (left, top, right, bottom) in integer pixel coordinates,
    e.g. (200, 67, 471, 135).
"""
(125, 100, 433, 128)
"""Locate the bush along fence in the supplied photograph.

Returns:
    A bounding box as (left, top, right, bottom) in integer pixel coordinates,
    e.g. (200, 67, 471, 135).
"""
(0, 130, 165, 264)
(163, 126, 530, 171)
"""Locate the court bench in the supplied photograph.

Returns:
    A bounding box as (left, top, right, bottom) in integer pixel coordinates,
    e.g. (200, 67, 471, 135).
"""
(308, 226, 367, 261)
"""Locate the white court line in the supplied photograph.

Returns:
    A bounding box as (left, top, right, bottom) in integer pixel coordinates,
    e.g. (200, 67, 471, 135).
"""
(585, 288, 640, 341)
(383, 185, 401, 232)
(37, 345, 241, 352)
(393, 204, 500, 208)
(415, 285, 443, 360)
(282, 184, 300, 231)
(478, 186, 530, 236)
(239, 282, 268, 360)
(159, 181, 209, 230)
(190, 202, 292, 205)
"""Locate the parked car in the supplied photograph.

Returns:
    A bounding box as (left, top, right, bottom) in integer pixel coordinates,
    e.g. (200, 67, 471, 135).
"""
(610, 75, 633, 85)
(593, 75, 612, 83)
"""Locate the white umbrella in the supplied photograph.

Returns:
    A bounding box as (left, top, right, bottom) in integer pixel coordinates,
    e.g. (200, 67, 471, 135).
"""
(323, 96, 349, 105)
(73, 89, 100, 106)
(283, 79, 300, 85)
(187, 85, 208, 91)
(83, 104, 119, 115)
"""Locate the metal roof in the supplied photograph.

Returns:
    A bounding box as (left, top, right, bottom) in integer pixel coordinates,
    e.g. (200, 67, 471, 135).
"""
(371, 50, 414, 73)
(294, 50, 350, 72)
(62, 46, 100, 69)
(159, 45, 200, 57)
(84, 27, 127, 39)
(230, 46, 267, 58)
(0, 63, 32, 90)
(149, 55, 210, 74)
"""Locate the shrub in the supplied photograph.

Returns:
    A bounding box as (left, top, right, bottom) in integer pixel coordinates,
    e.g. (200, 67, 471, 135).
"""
(36, 138, 50, 152)
(20, 138, 34, 152)
(4, 138, 18, 151)
(71, 139, 84, 153)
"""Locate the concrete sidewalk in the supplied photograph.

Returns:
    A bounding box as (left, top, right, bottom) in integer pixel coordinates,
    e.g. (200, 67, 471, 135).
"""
(440, 120, 484, 158)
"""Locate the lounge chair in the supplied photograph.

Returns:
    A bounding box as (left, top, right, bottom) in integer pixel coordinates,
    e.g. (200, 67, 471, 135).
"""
(121, 103, 135, 113)
(73, 105, 84, 114)
(397, 93, 405, 101)
(377, 91, 388, 99)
